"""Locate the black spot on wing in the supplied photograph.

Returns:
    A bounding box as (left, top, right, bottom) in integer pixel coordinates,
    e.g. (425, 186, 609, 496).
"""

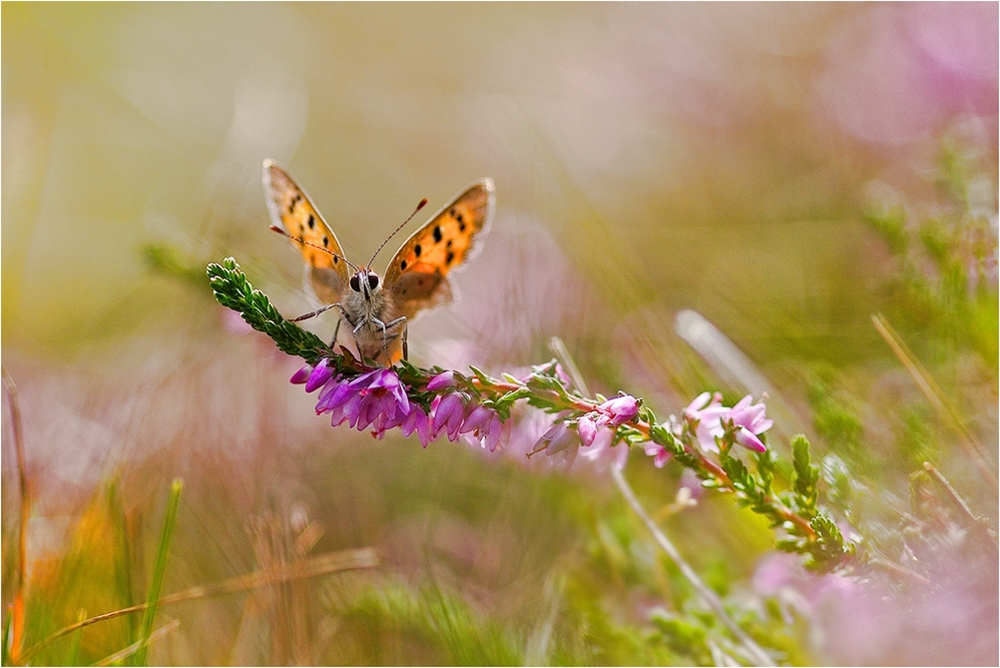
(433, 226, 443, 243)
(308, 214, 315, 229)
(400, 260, 408, 270)
(446, 251, 455, 266)
(415, 244, 422, 257)
(323, 235, 329, 247)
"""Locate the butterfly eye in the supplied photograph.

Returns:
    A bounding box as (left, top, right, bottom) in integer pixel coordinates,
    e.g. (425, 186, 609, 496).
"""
(350, 274, 361, 292)
(368, 274, 379, 290)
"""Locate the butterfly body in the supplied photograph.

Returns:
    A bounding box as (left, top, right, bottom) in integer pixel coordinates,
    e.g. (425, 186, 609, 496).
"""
(337, 268, 406, 362)
(263, 160, 494, 365)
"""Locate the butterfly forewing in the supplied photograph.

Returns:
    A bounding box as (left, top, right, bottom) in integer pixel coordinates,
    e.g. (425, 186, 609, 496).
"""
(263, 160, 351, 304)
(384, 178, 495, 320)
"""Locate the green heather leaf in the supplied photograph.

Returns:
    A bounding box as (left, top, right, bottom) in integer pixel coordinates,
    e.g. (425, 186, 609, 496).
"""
(467, 365, 493, 386)
(791, 435, 819, 513)
(206, 259, 329, 364)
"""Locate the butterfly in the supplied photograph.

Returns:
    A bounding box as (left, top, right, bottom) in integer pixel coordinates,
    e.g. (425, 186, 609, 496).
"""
(263, 159, 495, 366)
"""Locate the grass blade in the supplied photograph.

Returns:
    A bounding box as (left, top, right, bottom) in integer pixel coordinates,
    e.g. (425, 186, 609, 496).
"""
(94, 619, 181, 667)
(2, 367, 30, 664)
(18, 547, 378, 663)
(131, 479, 183, 666)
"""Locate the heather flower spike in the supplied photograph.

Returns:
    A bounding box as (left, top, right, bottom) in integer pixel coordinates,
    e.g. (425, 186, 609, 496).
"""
(214, 259, 858, 596)
(213, 259, 789, 514)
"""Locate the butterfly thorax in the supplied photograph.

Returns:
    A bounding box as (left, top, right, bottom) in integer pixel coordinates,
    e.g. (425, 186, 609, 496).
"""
(343, 268, 399, 359)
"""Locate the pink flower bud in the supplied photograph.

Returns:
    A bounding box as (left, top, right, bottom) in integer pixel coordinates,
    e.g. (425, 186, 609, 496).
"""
(598, 394, 639, 426)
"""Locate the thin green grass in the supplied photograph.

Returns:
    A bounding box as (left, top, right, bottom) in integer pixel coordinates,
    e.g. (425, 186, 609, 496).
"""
(131, 479, 182, 667)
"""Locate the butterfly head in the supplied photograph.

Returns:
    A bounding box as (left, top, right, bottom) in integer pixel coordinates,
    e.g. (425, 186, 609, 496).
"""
(350, 268, 382, 301)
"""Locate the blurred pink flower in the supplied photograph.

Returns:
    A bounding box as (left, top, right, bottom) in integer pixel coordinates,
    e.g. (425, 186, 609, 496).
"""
(752, 550, 997, 665)
(643, 441, 672, 468)
(817, 4, 998, 146)
(577, 426, 627, 472)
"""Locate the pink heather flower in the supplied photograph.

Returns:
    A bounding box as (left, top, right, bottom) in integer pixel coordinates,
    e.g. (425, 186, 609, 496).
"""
(683, 392, 772, 453)
(461, 405, 509, 452)
(574, 393, 639, 450)
(460, 404, 494, 435)
(316, 377, 356, 414)
(577, 415, 598, 446)
(368, 368, 410, 416)
(734, 427, 767, 452)
(305, 359, 335, 392)
(310, 368, 413, 434)
(290, 364, 313, 385)
(683, 391, 731, 452)
(597, 394, 640, 426)
(306, 357, 333, 392)
(484, 414, 512, 453)
(400, 407, 432, 447)
(427, 371, 457, 391)
(728, 395, 773, 453)
(532, 421, 577, 456)
(431, 393, 466, 441)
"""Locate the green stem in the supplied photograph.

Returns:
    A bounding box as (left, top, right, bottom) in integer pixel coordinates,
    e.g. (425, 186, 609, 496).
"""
(132, 478, 182, 666)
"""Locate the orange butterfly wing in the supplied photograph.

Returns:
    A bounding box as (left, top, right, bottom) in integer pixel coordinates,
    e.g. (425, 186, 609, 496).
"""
(262, 160, 351, 305)
(383, 178, 495, 320)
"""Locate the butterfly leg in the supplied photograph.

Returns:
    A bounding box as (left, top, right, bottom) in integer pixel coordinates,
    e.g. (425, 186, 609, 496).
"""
(374, 316, 407, 360)
(330, 304, 366, 359)
(291, 302, 339, 322)
(400, 319, 409, 361)
(329, 317, 342, 350)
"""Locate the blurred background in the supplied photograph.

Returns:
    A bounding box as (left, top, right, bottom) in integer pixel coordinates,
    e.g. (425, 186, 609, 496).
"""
(2, 3, 997, 665)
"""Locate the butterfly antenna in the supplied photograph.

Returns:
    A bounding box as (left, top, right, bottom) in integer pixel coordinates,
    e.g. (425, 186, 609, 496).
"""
(367, 198, 428, 268)
(269, 225, 360, 272)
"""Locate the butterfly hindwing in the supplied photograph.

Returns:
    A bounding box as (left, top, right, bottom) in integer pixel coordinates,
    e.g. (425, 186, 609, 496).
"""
(263, 160, 351, 305)
(384, 178, 495, 320)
